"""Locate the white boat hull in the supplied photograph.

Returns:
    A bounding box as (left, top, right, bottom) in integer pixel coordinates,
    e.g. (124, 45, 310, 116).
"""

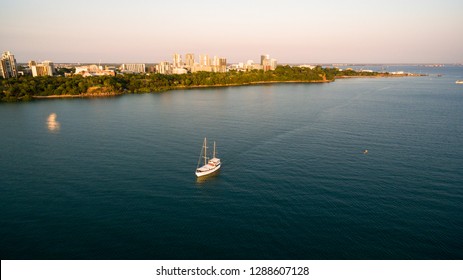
(195, 138, 221, 177)
(195, 164, 221, 177)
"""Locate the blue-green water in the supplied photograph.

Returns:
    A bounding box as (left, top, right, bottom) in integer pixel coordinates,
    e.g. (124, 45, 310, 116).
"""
(1, 66, 462, 259)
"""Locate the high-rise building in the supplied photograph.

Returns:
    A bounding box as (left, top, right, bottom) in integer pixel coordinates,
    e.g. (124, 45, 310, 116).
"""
(199, 54, 210, 66)
(262, 58, 271, 71)
(0, 51, 18, 79)
(260, 54, 277, 71)
(43, 60, 55, 74)
(260, 54, 270, 66)
(31, 60, 55, 77)
(218, 58, 227, 66)
(270, 58, 277, 71)
(185, 53, 195, 67)
(215, 57, 227, 73)
(172, 54, 182, 68)
(156, 62, 172, 74)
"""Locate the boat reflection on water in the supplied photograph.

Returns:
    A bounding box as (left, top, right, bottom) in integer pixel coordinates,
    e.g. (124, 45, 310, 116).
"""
(47, 113, 60, 132)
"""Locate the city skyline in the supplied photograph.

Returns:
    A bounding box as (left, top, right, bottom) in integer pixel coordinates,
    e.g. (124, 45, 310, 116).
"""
(1, 0, 462, 64)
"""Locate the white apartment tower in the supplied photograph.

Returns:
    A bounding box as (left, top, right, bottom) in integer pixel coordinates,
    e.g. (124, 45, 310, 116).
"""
(0, 51, 18, 79)
(185, 53, 195, 67)
(270, 58, 277, 71)
(199, 54, 210, 66)
(156, 61, 172, 74)
(172, 53, 182, 68)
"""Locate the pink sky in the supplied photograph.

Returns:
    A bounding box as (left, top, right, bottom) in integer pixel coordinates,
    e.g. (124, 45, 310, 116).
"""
(1, 0, 462, 63)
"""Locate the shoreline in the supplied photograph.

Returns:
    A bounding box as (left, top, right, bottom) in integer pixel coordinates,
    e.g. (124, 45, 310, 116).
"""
(32, 80, 332, 99)
(33, 92, 123, 99)
(175, 79, 333, 89)
(28, 74, 423, 100)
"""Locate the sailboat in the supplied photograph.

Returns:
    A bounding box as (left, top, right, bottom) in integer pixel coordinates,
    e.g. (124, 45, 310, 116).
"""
(195, 138, 221, 177)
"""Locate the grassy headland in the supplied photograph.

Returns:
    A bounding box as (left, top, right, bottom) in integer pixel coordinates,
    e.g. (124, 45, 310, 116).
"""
(1, 66, 394, 102)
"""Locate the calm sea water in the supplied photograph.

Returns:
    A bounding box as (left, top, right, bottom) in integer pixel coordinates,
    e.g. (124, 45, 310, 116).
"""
(1, 66, 462, 259)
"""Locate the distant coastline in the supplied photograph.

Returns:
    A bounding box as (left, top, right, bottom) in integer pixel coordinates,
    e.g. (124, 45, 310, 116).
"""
(1, 66, 423, 102)
(335, 73, 424, 79)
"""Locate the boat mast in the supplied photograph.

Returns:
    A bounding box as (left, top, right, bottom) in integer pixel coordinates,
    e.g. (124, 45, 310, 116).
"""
(204, 138, 207, 165)
(213, 141, 216, 158)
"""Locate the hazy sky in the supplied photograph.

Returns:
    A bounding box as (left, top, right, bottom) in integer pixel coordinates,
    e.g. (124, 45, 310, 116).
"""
(1, 0, 462, 63)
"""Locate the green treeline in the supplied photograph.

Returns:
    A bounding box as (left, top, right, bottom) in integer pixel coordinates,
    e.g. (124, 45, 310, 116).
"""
(0, 66, 378, 102)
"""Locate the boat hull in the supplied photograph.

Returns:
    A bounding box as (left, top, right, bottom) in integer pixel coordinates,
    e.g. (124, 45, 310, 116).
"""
(195, 164, 221, 177)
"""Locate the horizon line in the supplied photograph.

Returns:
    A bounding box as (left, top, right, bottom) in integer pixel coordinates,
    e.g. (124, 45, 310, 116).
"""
(15, 61, 463, 66)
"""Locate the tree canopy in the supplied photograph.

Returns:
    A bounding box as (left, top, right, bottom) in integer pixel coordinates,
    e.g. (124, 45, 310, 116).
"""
(0, 66, 380, 102)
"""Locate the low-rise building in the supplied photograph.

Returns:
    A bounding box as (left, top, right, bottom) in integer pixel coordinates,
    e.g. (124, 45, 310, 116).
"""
(298, 64, 316, 69)
(121, 63, 146, 73)
(191, 65, 213, 73)
(172, 68, 188, 74)
(74, 65, 115, 76)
